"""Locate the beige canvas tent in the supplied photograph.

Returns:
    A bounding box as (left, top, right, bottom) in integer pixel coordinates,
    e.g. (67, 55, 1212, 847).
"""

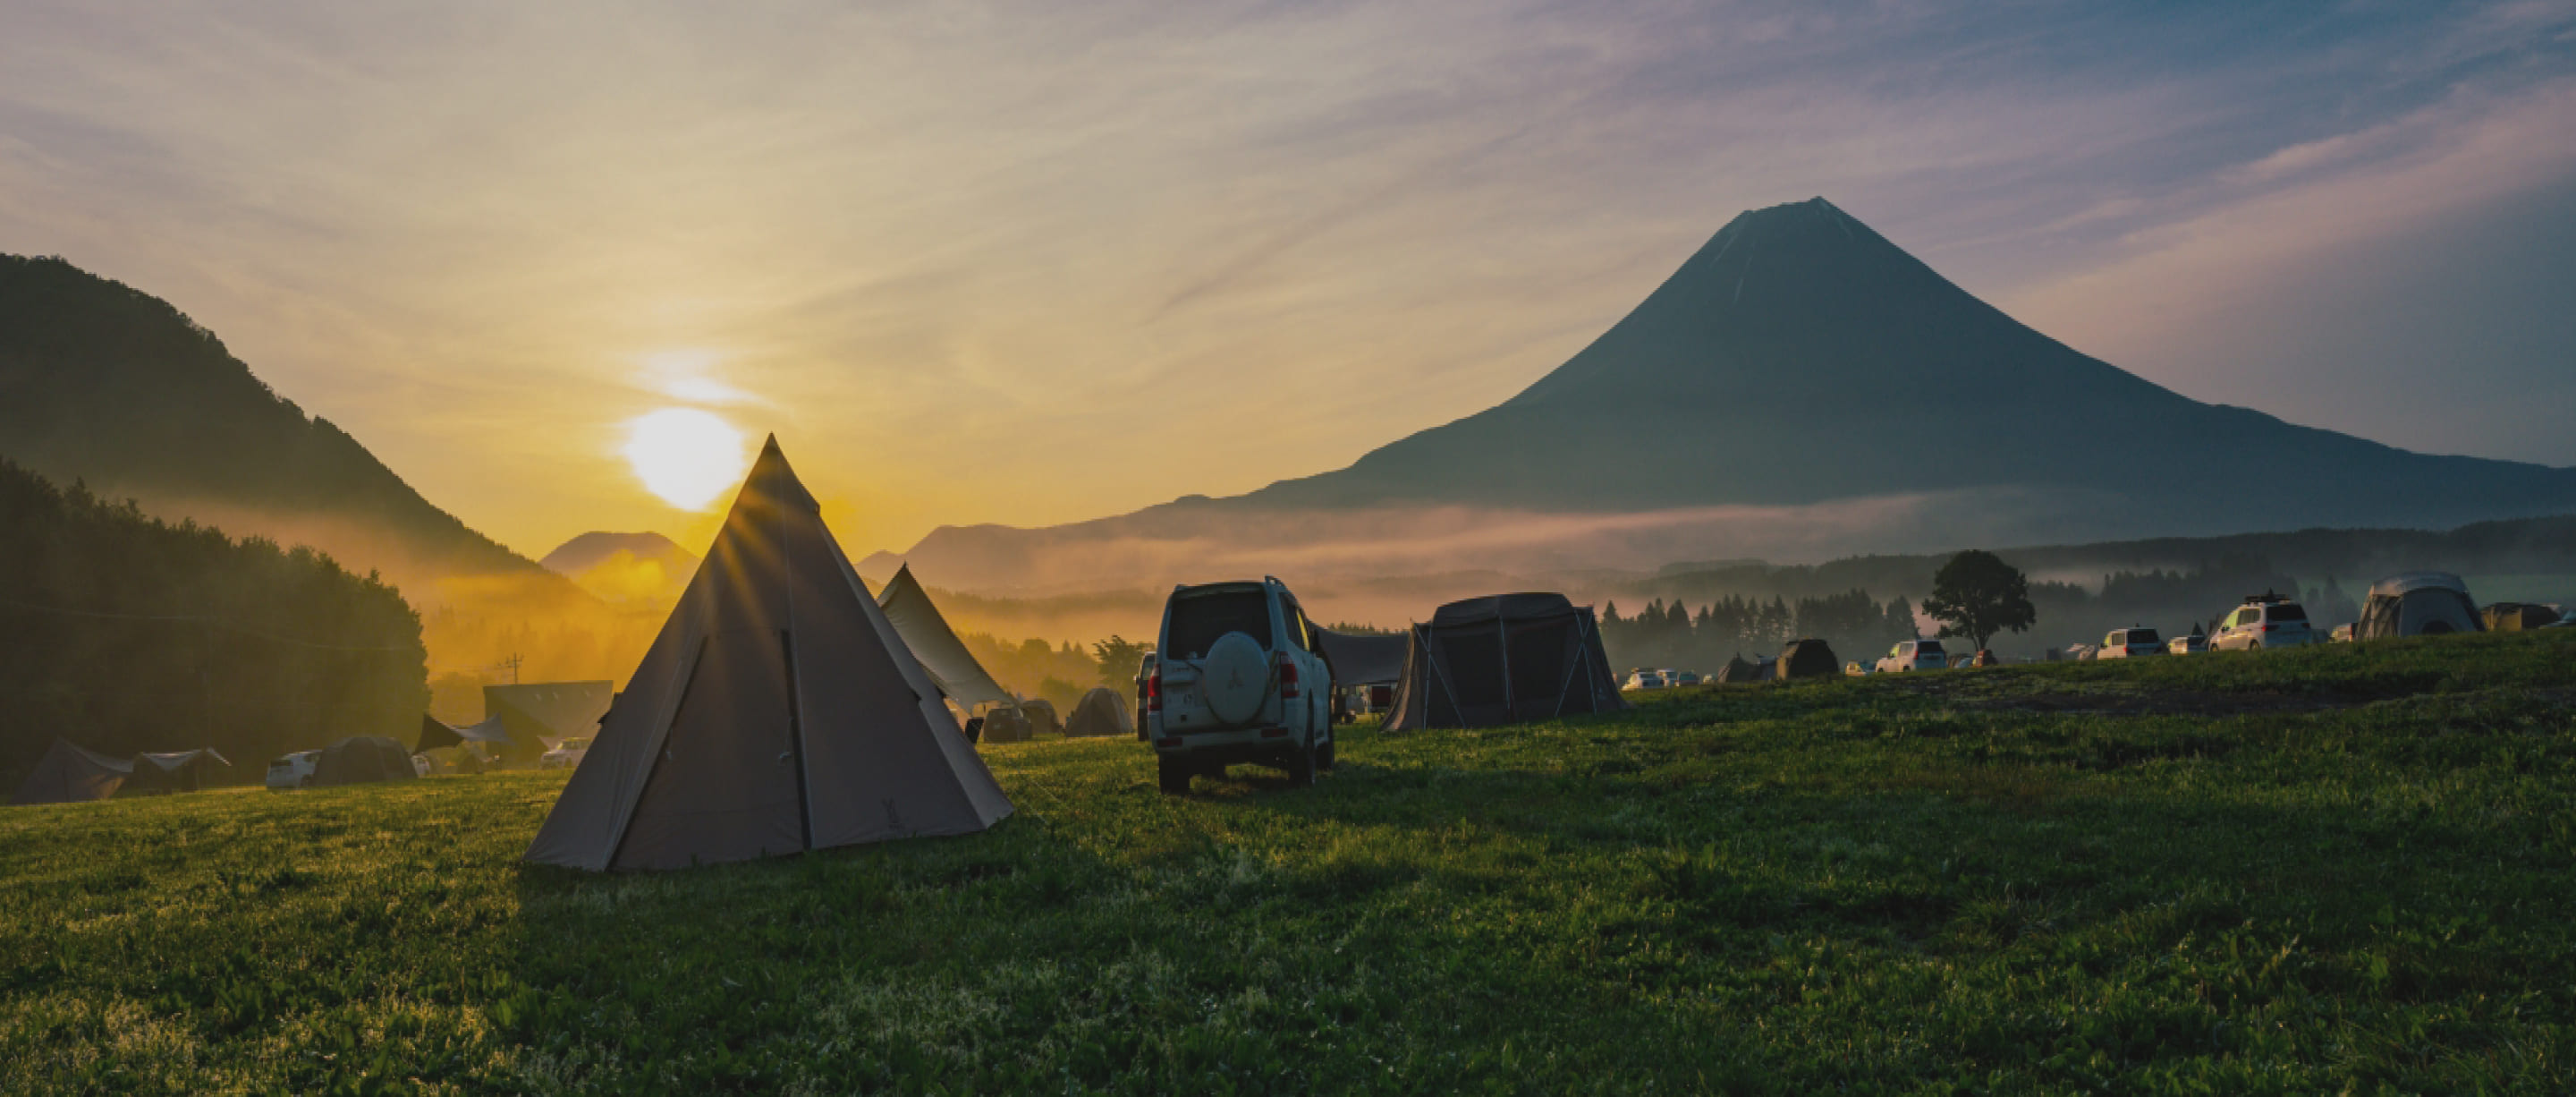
(875, 565, 1017, 714)
(525, 438, 1013, 872)
(2356, 572, 2482, 640)
(10, 738, 131, 805)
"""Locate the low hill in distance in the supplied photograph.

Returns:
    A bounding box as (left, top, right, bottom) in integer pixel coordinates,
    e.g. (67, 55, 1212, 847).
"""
(873, 198, 2576, 594)
(540, 531, 699, 606)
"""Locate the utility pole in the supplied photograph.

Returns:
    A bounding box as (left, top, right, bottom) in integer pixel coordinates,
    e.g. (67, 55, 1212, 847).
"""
(501, 652, 523, 685)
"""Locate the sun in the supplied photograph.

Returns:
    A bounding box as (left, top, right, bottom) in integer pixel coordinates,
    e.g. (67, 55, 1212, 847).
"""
(623, 408, 749, 509)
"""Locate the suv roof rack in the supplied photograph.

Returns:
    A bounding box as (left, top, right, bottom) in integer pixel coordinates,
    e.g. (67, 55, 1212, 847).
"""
(2243, 590, 2291, 605)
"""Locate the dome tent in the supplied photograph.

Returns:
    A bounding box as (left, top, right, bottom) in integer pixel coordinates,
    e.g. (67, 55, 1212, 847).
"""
(2356, 572, 2482, 640)
(1383, 592, 1623, 732)
(1715, 656, 1764, 684)
(524, 438, 1012, 872)
(1774, 639, 1840, 681)
(1021, 698, 1063, 737)
(1064, 687, 1132, 739)
(310, 736, 418, 787)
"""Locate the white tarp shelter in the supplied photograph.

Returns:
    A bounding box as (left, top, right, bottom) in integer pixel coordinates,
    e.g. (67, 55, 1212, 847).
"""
(525, 438, 1013, 871)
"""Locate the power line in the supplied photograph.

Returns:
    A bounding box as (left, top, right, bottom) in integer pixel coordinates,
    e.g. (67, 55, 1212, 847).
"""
(0, 594, 419, 652)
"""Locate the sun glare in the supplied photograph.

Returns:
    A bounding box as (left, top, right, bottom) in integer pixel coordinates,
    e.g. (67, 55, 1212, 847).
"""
(624, 408, 749, 510)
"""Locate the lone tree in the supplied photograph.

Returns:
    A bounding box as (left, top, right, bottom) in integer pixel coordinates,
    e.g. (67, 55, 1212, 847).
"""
(1921, 549, 2037, 653)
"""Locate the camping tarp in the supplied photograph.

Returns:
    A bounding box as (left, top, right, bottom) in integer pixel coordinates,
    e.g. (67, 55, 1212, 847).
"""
(1312, 627, 1410, 687)
(874, 565, 1018, 714)
(1065, 687, 1132, 738)
(10, 738, 132, 805)
(484, 681, 613, 762)
(126, 747, 233, 794)
(310, 736, 419, 787)
(1383, 592, 1624, 731)
(2483, 602, 2560, 632)
(2357, 572, 2483, 640)
(415, 714, 516, 753)
(1775, 639, 1840, 681)
(524, 438, 1013, 872)
(1715, 656, 1763, 684)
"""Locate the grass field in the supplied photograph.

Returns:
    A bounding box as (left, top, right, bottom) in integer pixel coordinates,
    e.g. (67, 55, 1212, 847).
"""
(5, 631, 2574, 1093)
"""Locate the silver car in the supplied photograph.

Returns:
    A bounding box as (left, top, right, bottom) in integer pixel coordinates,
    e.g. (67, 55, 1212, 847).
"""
(2211, 597, 2316, 651)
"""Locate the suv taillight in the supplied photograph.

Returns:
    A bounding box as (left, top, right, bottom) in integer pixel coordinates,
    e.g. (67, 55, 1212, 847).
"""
(2261, 624, 2277, 633)
(1147, 672, 1162, 711)
(1277, 655, 1300, 699)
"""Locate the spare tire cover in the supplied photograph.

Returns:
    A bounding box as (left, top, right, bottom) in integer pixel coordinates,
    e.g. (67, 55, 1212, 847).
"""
(1200, 632, 1271, 725)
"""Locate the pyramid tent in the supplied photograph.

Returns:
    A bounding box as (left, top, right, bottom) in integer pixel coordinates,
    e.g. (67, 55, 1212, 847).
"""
(126, 747, 233, 794)
(10, 738, 132, 805)
(526, 438, 1013, 872)
(875, 565, 1016, 713)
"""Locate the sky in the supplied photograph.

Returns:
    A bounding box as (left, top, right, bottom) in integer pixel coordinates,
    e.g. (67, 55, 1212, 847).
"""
(3, 0, 2572, 560)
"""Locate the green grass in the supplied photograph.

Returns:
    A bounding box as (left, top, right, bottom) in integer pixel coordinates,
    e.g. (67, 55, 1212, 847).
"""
(5, 631, 2574, 1093)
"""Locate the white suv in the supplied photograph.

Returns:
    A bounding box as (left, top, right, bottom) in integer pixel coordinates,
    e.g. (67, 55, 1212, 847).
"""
(266, 750, 319, 790)
(1875, 639, 1948, 673)
(540, 737, 591, 770)
(1623, 669, 1666, 690)
(2211, 595, 2317, 651)
(1147, 578, 1335, 794)
(2097, 627, 2164, 659)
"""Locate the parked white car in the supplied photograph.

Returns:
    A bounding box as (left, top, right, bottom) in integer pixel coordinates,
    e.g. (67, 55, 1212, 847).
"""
(2097, 627, 2165, 659)
(1623, 670, 1667, 690)
(1875, 639, 1949, 673)
(2211, 595, 2317, 651)
(411, 753, 433, 778)
(2168, 633, 2208, 655)
(539, 737, 591, 770)
(1147, 577, 1335, 794)
(1666, 670, 1702, 686)
(266, 750, 320, 790)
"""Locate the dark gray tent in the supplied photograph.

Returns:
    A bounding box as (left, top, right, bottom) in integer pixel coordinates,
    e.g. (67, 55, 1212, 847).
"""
(1021, 698, 1063, 737)
(309, 736, 419, 787)
(523, 439, 1012, 872)
(10, 738, 132, 805)
(1715, 656, 1764, 684)
(2356, 572, 2483, 640)
(1775, 639, 1840, 681)
(979, 707, 1032, 744)
(1313, 627, 1409, 686)
(1065, 687, 1131, 739)
(126, 748, 233, 794)
(1383, 592, 1624, 731)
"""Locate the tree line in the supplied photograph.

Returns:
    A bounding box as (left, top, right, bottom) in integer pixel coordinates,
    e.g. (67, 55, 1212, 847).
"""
(0, 459, 428, 788)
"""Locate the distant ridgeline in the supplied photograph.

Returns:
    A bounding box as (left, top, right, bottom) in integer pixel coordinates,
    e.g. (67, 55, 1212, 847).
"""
(0, 458, 428, 787)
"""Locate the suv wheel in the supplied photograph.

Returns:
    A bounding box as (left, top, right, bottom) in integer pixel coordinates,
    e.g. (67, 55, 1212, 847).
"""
(1157, 755, 1192, 795)
(1318, 739, 1336, 770)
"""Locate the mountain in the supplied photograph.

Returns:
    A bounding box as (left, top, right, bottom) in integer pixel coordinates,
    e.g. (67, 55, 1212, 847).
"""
(0, 254, 576, 605)
(875, 198, 2576, 593)
(540, 531, 699, 606)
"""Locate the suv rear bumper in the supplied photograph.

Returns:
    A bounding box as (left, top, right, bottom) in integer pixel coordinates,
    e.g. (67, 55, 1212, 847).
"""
(1152, 725, 1304, 761)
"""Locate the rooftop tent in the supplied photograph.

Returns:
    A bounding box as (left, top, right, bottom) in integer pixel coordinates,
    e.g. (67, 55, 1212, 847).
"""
(1715, 656, 1764, 684)
(875, 565, 1017, 713)
(1775, 638, 1840, 681)
(2356, 572, 2483, 640)
(525, 438, 1013, 872)
(309, 736, 419, 787)
(1064, 687, 1132, 739)
(1313, 627, 1410, 687)
(125, 747, 233, 794)
(1382, 592, 1625, 732)
(484, 681, 614, 762)
(2483, 602, 2560, 632)
(10, 738, 132, 805)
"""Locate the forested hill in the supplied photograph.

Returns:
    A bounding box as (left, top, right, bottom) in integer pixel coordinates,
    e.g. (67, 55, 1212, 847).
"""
(0, 458, 428, 787)
(0, 254, 571, 603)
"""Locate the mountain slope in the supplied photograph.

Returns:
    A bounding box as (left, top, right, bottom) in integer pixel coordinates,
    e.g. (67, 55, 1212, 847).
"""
(0, 254, 572, 603)
(540, 531, 699, 606)
(880, 198, 2576, 591)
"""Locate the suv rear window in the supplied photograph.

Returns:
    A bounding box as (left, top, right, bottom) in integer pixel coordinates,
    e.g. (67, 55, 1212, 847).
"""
(1918, 640, 1946, 655)
(1164, 588, 1273, 660)
(2264, 604, 2308, 622)
(2129, 628, 2160, 644)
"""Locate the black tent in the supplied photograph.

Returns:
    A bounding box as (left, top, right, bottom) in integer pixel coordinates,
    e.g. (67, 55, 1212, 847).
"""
(1383, 592, 1624, 731)
(1775, 639, 1839, 681)
(10, 738, 132, 805)
(309, 736, 418, 787)
(1715, 656, 1764, 684)
(125, 748, 233, 794)
(1021, 698, 1063, 737)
